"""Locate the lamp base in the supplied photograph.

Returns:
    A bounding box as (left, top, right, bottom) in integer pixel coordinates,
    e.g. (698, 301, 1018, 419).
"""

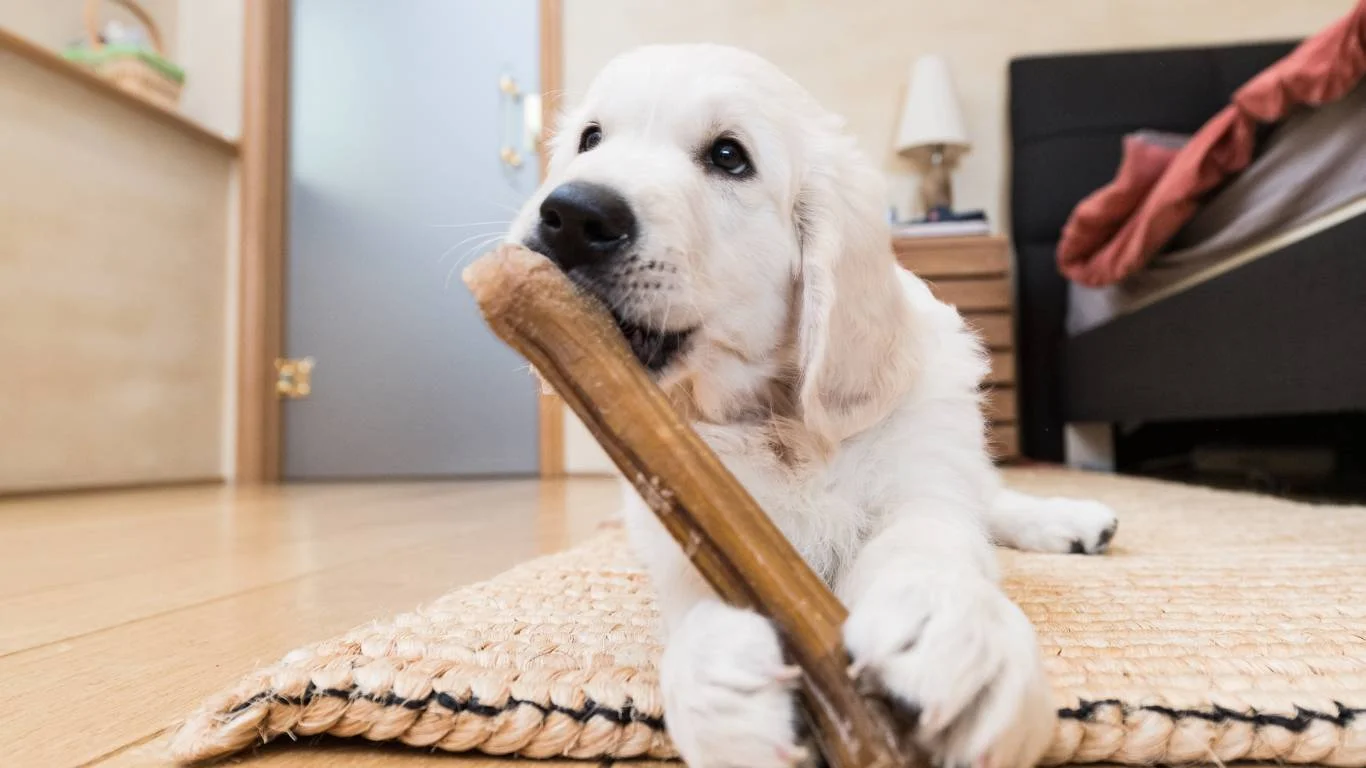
(918, 145, 954, 214)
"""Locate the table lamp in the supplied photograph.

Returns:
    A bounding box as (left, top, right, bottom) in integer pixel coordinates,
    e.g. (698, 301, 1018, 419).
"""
(895, 55, 970, 213)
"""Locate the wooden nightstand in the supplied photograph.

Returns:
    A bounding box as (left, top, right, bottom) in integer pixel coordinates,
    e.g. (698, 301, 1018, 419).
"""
(892, 235, 1019, 462)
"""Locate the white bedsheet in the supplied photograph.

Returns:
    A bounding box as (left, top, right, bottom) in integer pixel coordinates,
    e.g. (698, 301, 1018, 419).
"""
(1066, 81, 1366, 335)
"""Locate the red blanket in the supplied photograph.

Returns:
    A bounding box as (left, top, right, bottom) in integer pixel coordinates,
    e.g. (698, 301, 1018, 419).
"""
(1058, 0, 1366, 287)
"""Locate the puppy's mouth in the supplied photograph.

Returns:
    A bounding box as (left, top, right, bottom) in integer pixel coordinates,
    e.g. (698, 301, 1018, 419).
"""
(612, 313, 693, 373)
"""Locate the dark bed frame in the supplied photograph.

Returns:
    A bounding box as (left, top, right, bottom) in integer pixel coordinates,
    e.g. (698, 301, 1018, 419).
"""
(1007, 42, 1366, 464)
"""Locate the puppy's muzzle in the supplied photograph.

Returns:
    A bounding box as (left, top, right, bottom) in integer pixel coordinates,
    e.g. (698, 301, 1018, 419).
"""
(536, 181, 636, 272)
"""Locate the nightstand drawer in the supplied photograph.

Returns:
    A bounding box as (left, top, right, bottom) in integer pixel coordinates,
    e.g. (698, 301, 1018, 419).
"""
(983, 387, 1018, 422)
(896, 234, 1019, 465)
(988, 423, 1020, 460)
(929, 278, 1011, 312)
(965, 312, 1013, 349)
(986, 351, 1015, 385)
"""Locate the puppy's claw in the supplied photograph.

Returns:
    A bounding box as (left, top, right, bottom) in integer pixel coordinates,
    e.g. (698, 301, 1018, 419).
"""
(1097, 522, 1118, 551)
(774, 664, 804, 685)
(777, 743, 810, 766)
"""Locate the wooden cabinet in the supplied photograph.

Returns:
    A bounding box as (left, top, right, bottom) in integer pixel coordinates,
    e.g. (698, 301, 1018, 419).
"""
(893, 235, 1020, 461)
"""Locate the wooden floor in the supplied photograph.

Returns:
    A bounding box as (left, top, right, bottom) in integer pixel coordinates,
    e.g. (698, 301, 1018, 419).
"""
(0, 478, 671, 767)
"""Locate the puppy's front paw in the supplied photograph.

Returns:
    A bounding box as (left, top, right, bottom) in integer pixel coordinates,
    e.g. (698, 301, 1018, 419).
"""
(844, 573, 1055, 768)
(661, 602, 807, 768)
(1032, 498, 1118, 555)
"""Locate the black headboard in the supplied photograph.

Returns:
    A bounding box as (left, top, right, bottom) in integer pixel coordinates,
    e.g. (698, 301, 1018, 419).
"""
(1007, 41, 1297, 462)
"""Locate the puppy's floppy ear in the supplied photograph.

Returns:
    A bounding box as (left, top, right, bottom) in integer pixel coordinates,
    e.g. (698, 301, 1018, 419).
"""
(793, 126, 917, 450)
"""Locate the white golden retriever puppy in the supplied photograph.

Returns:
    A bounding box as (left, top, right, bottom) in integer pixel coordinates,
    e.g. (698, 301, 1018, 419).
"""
(507, 44, 1118, 768)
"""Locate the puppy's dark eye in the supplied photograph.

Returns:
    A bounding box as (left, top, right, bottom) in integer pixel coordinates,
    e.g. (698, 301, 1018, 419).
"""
(579, 125, 603, 152)
(707, 138, 752, 176)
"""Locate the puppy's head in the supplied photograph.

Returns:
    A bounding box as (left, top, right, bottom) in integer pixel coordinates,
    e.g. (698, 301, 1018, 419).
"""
(509, 44, 912, 447)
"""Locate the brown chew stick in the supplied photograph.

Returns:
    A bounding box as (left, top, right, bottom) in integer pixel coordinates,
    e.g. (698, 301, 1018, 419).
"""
(464, 244, 921, 768)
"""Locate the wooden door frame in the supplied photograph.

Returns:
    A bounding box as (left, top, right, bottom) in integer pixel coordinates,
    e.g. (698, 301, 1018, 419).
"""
(235, 0, 566, 483)
(536, 0, 566, 477)
(236, 0, 289, 484)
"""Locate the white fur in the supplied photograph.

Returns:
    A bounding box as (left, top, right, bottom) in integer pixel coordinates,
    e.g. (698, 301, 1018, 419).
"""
(509, 44, 1118, 768)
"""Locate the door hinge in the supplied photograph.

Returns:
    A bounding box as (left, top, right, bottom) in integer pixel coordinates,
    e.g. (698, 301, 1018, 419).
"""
(275, 357, 315, 399)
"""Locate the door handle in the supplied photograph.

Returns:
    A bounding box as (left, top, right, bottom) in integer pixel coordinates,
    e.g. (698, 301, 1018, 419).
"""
(499, 74, 525, 168)
(499, 74, 542, 169)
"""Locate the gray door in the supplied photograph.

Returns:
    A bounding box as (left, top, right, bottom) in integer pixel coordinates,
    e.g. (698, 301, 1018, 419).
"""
(285, 0, 540, 479)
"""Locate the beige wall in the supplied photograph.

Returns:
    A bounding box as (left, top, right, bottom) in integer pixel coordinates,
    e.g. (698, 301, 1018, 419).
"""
(0, 46, 233, 493)
(565, 0, 1349, 222)
(560, 0, 1351, 473)
(176, 0, 243, 139)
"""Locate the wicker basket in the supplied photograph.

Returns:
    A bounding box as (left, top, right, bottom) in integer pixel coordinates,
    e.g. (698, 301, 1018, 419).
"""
(62, 0, 184, 109)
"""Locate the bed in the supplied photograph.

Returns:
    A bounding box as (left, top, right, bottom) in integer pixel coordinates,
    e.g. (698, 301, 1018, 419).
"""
(1008, 42, 1366, 466)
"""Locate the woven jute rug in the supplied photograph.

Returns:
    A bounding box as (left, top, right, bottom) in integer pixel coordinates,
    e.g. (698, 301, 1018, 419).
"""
(171, 468, 1366, 765)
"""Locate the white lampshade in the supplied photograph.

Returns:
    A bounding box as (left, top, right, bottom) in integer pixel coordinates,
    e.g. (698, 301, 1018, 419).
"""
(895, 55, 970, 162)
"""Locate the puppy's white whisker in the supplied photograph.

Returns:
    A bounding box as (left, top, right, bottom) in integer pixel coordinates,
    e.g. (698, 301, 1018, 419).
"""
(659, 291, 674, 335)
(451, 233, 508, 270)
(438, 229, 507, 264)
(443, 233, 506, 289)
(447, 242, 504, 279)
(429, 220, 513, 229)
(671, 254, 705, 325)
(488, 200, 523, 215)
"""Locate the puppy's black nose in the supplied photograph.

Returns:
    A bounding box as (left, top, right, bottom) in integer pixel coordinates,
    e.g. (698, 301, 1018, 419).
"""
(537, 182, 636, 271)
